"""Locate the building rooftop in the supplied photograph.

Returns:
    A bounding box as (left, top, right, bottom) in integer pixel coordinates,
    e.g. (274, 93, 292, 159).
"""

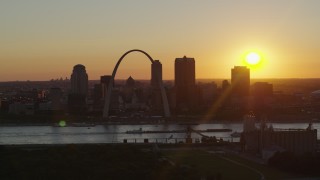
(175, 56, 195, 62)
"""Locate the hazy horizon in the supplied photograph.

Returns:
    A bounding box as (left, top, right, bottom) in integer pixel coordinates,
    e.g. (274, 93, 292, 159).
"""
(2, 77, 320, 83)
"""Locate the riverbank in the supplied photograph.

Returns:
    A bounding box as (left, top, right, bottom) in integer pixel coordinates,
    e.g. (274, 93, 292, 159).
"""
(0, 120, 316, 127)
(0, 115, 318, 127)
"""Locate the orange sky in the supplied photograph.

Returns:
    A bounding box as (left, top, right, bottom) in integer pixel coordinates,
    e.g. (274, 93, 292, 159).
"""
(1, 1, 320, 81)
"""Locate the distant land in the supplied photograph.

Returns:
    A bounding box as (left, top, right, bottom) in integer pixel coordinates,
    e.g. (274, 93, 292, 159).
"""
(1, 78, 320, 94)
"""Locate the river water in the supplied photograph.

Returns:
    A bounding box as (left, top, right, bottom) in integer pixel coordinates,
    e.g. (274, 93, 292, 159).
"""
(0, 123, 319, 145)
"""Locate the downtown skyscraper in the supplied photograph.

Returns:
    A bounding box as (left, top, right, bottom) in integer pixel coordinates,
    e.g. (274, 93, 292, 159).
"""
(69, 64, 88, 114)
(174, 56, 197, 110)
(150, 60, 163, 113)
(231, 66, 250, 97)
(151, 60, 162, 88)
(70, 64, 88, 96)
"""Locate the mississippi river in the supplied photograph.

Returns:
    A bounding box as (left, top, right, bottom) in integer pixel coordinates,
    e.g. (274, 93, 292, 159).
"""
(1, 123, 319, 145)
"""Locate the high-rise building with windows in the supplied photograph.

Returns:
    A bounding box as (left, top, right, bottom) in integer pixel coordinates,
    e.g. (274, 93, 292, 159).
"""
(231, 66, 250, 97)
(70, 64, 88, 96)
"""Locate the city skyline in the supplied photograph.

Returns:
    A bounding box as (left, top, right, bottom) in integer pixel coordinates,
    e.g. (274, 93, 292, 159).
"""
(1, 1, 320, 81)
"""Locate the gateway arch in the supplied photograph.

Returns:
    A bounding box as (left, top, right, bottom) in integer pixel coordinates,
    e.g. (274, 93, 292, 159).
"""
(103, 49, 171, 118)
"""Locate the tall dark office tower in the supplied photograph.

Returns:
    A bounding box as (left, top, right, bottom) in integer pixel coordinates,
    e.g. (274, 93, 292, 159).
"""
(150, 60, 163, 112)
(69, 64, 88, 115)
(175, 56, 195, 87)
(70, 64, 88, 96)
(174, 56, 197, 110)
(151, 60, 162, 88)
(231, 66, 250, 97)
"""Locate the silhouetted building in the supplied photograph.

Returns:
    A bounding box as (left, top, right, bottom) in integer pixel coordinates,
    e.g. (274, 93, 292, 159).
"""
(198, 82, 217, 109)
(69, 64, 88, 114)
(70, 64, 88, 96)
(16, 89, 40, 101)
(126, 76, 135, 88)
(0, 99, 9, 112)
(92, 75, 113, 111)
(68, 93, 86, 115)
(150, 60, 163, 113)
(253, 82, 273, 112)
(231, 66, 250, 97)
(49, 87, 63, 111)
(174, 56, 198, 111)
(151, 60, 162, 88)
(175, 56, 195, 88)
(243, 114, 257, 132)
(222, 80, 230, 92)
(253, 82, 273, 98)
(9, 102, 34, 115)
(242, 123, 317, 156)
(93, 84, 102, 105)
(122, 76, 136, 103)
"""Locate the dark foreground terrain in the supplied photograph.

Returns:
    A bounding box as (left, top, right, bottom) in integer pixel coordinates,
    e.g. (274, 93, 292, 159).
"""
(1, 144, 166, 180)
(0, 144, 318, 180)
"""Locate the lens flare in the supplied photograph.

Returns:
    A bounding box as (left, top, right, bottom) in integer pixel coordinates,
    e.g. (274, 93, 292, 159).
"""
(59, 120, 66, 127)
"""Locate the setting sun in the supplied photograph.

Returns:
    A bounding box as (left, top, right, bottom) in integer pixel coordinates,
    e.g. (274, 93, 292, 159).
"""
(245, 52, 261, 65)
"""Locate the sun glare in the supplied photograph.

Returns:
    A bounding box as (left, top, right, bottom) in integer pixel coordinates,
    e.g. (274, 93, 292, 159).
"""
(245, 52, 261, 65)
